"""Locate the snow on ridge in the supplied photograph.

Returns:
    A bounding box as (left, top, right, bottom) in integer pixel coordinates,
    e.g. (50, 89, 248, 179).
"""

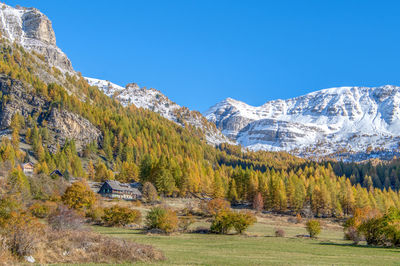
(205, 85, 400, 159)
(0, 3, 74, 72)
(85, 77, 231, 146)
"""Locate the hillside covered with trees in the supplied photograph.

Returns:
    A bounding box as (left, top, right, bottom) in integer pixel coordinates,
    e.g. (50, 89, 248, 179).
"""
(0, 38, 399, 220)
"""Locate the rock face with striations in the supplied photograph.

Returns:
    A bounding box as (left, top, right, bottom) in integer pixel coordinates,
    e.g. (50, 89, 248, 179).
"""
(205, 86, 400, 159)
(0, 4, 73, 72)
(0, 74, 101, 152)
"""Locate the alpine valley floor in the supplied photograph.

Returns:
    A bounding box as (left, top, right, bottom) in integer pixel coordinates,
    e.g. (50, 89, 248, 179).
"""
(94, 213, 400, 266)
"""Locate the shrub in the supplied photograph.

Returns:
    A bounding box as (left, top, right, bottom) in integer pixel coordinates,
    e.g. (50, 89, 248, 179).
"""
(306, 219, 321, 238)
(275, 228, 285, 237)
(48, 205, 84, 231)
(231, 211, 256, 234)
(210, 211, 233, 234)
(201, 198, 230, 217)
(29, 201, 56, 218)
(296, 213, 302, 224)
(252, 192, 264, 212)
(344, 226, 362, 244)
(61, 181, 96, 210)
(0, 197, 22, 227)
(142, 182, 158, 203)
(178, 215, 195, 232)
(132, 200, 142, 207)
(356, 208, 400, 247)
(145, 206, 178, 234)
(210, 210, 256, 234)
(344, 207, 382, 245)
(5, 213, 45, 257)
(86, 207, 105, 224)
(102, 205, 141, 227)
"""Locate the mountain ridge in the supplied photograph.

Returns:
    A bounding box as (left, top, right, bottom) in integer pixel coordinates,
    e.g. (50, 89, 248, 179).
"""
(84, 77, 231, 146)
(205, 85, 400, 159)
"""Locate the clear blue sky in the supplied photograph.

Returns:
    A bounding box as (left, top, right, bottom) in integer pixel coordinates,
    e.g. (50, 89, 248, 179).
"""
(7, 0, 400, 111)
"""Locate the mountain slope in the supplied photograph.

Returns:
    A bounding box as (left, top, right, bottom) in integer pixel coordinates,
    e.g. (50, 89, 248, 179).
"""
(85, 77, 231, 145)
(0, 3, 73, 72)
(0, 3, 229, 147)
(205, 86, 400, 159)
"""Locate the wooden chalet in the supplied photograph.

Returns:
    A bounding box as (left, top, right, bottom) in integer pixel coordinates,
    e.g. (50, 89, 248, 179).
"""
(98, 180, 142, 200)
(21, 162, 34, 175)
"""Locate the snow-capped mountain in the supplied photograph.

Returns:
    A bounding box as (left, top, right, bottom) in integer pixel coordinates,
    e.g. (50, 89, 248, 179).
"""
(85, 77, 231, 145)
(0, 3, 73, 72)
(205, 86, 400, 159)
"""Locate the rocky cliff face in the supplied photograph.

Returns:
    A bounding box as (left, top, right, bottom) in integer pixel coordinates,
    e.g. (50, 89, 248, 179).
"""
(205, 86, 400, 159)
(0, 4, 73, 72)
(0, 74, 101, 152)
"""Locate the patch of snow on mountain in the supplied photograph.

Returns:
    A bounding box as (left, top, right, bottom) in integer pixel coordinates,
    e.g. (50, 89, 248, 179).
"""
(205, 85, 400, 158)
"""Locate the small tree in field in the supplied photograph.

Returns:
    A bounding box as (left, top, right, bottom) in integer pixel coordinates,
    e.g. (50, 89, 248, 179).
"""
(145, 206, 178, 234)
(306, 219, 321, 238)
(62, 181, 96, 210)
(252, 192, 263, 212)
(201, 198, 230, 217)
(232, 211, 256, 234)
(142, 182, 158, 203)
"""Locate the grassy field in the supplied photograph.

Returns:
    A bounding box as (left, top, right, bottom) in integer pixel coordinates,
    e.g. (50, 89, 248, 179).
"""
(94, 215, 400, 265)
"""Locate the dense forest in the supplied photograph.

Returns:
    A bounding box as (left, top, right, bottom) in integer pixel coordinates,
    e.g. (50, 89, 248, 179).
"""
(0, 38, 399, 218)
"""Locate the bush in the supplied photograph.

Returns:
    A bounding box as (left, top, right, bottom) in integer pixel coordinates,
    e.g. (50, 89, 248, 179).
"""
(29, 201, 56, 218)
(252, 192, 264, 212)
(145, 206, 178, 234)
(210, 211, 233, 234)
(231, 211, 256, 234)
(61, 181, 96, 210)
(275, 228, 285, 237)
(306, 219, 321, 238)
(86, 207, 105, 224)
(132, 200, 142, 207)
(344, 207, 383, 246)
(201, 198, 230, 217)
(178, 215, 195, 232)
(48, 205, 84, 231)
(142, 182, 158, 203)
(5, 213, 45, 257)
(296, 213, 302, 224)
(102, 205, 141, 227)
(210, 210, 256, 235)
(344, 226, 362, 244)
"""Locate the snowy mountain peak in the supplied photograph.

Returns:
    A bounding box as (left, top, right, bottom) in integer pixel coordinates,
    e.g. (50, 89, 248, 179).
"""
(0, 3, 73, 72)
(205, 85, 400, 160)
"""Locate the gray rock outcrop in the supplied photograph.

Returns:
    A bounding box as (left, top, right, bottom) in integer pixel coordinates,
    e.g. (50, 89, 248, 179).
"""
(0, 74, 101, 152)
(0, 4, 73, 72)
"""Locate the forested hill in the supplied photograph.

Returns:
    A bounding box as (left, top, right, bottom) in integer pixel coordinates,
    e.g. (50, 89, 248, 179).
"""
(0, 36, 398, 217)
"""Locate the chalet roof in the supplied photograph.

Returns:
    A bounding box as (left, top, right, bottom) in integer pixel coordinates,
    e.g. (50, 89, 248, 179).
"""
(21, 162, 34, 168)
(104, 180, 142, 195)
(50, 169, 63, 177)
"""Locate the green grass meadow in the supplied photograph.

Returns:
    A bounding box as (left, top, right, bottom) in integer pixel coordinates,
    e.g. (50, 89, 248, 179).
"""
(93, 220, 400, 265)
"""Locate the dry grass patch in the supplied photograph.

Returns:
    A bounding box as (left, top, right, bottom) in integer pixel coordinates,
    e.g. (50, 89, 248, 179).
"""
(35, 230, 165, 264)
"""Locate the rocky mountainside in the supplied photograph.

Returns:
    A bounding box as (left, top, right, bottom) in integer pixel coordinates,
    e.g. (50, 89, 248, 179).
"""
(205, 86, 400, 159)
(85, 77, 230, 145)
(0, 74, 101, 152)
(0, 3, 229, 147)
(0, 3, 73, 72)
